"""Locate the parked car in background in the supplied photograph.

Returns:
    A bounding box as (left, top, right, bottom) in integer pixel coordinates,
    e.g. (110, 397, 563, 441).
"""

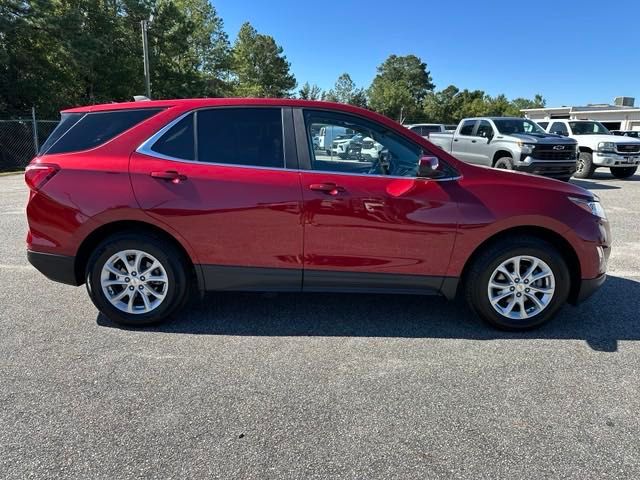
(26, 99, 609, 331)
(611, 130, 640, 138)
(430, 117, 578, 181)
(318, 125, 353, 154)
(405, 123, 447, 138)
(537, 120, 640, 179)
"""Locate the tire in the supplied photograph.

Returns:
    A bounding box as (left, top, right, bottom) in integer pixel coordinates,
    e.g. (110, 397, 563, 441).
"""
(464, 236, 570, 330)
(574, 152, 595, 179)
(494, 156, 514, 170)
(610, 166, 637, 179)
(86, 231, 190, 326)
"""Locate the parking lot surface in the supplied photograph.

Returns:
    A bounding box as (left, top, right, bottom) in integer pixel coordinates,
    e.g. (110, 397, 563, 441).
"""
(1, 172, 639, 479)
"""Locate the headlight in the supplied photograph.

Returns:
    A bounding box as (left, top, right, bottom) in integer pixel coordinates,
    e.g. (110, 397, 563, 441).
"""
(598, 142, 615, 153)
(569, 196, 607, 219)
(517, 141, 535, 154)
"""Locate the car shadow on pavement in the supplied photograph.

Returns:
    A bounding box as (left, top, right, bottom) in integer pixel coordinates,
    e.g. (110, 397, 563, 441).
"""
(570, 179, 621, 190)
(97, 275, 639, 352)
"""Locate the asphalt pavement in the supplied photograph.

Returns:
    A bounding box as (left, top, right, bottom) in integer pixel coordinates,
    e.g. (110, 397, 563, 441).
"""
(1, 171, 639, 479)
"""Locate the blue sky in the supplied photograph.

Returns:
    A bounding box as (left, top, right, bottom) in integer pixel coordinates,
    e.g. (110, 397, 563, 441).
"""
(214, 0, 639, 107)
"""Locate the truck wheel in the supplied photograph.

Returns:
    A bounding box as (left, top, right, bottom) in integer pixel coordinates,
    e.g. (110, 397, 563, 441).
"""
(494, 157, 514, 170)
(464, 236, 570, 330)
(610, 166, 637, 179)
(574, 152, 595, 179)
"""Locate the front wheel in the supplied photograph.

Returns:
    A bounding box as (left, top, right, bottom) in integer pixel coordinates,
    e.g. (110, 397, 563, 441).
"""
(610, 166, 637, 179)
(465, 237, 570, 330)
(494, 156, 514, 170)
(86, 232, 190, 326)
(574, 152, 595, 179)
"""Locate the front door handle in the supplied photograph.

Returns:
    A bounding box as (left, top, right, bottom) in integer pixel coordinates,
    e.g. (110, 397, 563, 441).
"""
(150, 170, 187, 183)
(309, 183, 345, 195)
(471, 139, 477, 143)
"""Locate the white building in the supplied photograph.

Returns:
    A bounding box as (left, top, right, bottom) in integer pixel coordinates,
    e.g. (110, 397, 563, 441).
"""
(522, 97, 640, 132)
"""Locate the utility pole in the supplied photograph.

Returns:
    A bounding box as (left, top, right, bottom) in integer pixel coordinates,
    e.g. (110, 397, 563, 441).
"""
(141, 20, 151, 99)
(31, 106, 39, 154)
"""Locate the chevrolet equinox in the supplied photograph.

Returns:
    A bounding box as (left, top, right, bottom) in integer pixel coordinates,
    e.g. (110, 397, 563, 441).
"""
(25, 99, 610, 330)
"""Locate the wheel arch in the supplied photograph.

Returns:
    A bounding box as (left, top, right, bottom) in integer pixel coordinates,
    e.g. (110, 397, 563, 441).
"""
(459, 225, 581, 303)
(492, 150, 513, 166)
(579, 146, 593, 153)
(73, 220, 202, 289)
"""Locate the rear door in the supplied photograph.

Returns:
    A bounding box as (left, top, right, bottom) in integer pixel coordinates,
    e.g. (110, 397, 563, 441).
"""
(130, 107, 304, 290)
(452, 120, 477, 163)
(295, 109, 458, 293)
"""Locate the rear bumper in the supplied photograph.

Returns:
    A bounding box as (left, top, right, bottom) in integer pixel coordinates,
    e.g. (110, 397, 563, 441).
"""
(515, 160, 577, 178)
(574, 273, 606, 304)
(27, 250, 80, 286)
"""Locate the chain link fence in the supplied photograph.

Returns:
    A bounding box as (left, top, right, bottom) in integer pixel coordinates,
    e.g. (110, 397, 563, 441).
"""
(0, 115, 59, 171)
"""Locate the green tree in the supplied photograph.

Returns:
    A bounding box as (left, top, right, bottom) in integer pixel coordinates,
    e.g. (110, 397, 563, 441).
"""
(298, 82, 322, 100)
(231, 22, 296, 97)
(324, 73, 367, 107)
(368, 54, 434, 122)
(149, 0, 231, 99)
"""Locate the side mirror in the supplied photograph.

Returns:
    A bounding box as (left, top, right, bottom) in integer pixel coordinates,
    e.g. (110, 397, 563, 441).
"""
(418, 155, 440, 178)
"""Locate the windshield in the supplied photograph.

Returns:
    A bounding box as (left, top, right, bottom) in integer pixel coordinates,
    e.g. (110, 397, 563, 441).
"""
(569, 121, 610, 135)
(493, 118, 546, 135)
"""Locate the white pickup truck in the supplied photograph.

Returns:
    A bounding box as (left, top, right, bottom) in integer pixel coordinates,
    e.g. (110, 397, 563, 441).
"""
(536, 119, 640, 179)
(429, 117, 578, 181)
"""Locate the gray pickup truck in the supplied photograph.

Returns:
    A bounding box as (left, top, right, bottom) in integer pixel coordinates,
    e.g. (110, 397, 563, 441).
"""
(429, 117, 579, 181)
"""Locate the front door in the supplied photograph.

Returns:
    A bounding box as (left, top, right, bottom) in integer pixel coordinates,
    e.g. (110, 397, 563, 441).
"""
(130, 107, 304, 290)
(296, 109, 459, 293)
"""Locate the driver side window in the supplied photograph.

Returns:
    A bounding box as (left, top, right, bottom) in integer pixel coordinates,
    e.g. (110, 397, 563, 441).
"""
(304, 110, 422, 177)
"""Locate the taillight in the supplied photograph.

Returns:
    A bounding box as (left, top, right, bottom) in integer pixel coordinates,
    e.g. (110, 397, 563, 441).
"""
(25, 164, 59, 191)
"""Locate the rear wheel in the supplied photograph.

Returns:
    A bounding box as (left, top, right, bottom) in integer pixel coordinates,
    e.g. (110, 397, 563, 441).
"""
(574, 152, 595, 179)
(494, 156, 514, 170)
(464, 237, 570, 330)
(86, 232, 190, 326)
(610, 166, 637, 179)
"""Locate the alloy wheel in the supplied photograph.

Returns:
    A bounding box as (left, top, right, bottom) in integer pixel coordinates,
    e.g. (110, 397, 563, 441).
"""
(100, 249, 168, 314)
(487, 255, 555, 320)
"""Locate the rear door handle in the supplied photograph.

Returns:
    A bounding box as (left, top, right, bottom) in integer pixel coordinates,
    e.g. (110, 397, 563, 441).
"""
(150, 170, 187, 183)
(309, 183, 345, 195)
(471, 139, 477, 143)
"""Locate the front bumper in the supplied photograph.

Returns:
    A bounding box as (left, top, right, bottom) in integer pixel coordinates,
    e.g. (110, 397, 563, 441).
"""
(574, 273, 607, 304)
(593, 152, 640, 167)
(514, 159, 577, 179)
(27, 250, 80, 286)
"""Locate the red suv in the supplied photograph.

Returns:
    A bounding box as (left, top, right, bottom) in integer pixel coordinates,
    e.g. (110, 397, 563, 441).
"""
(25, 99, 610, 330)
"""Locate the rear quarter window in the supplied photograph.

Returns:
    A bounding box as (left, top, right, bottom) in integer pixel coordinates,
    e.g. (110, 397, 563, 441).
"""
(42, 108, 162, 155)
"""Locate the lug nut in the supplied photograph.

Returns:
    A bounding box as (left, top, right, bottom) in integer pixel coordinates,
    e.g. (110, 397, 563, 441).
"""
(140, 276, 145, 281)
(516, 293, 522, 297)
(139, 285, 144, 290)
(524, 279, 529, 284)
(510, 287, 515, 291)
(129, 286, 134, 291)
(132, 272, 137, 276)
(125, 277, 130, 282)
(525, 288, 530, 293)
(515, 278, 520, 283)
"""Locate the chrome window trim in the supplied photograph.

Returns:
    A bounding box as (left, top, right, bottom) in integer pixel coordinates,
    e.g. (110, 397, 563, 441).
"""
(136, 110, 461, 182)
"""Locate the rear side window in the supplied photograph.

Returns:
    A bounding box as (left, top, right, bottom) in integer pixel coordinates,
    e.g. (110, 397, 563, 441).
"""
(38, 113, 84, 154)
(459, 120, 476, 136)
(43, 109, 162, 155)
(150, 114, 195, 160)
(537, 121, 549, 129)
(197, 108, 284, 168)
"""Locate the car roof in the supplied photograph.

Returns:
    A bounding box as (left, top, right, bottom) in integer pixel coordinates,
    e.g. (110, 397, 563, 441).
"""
(62, 98, 364, 114)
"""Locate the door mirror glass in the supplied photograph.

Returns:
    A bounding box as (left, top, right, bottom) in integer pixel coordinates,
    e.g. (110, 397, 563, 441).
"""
(418, 155, 440, 178)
